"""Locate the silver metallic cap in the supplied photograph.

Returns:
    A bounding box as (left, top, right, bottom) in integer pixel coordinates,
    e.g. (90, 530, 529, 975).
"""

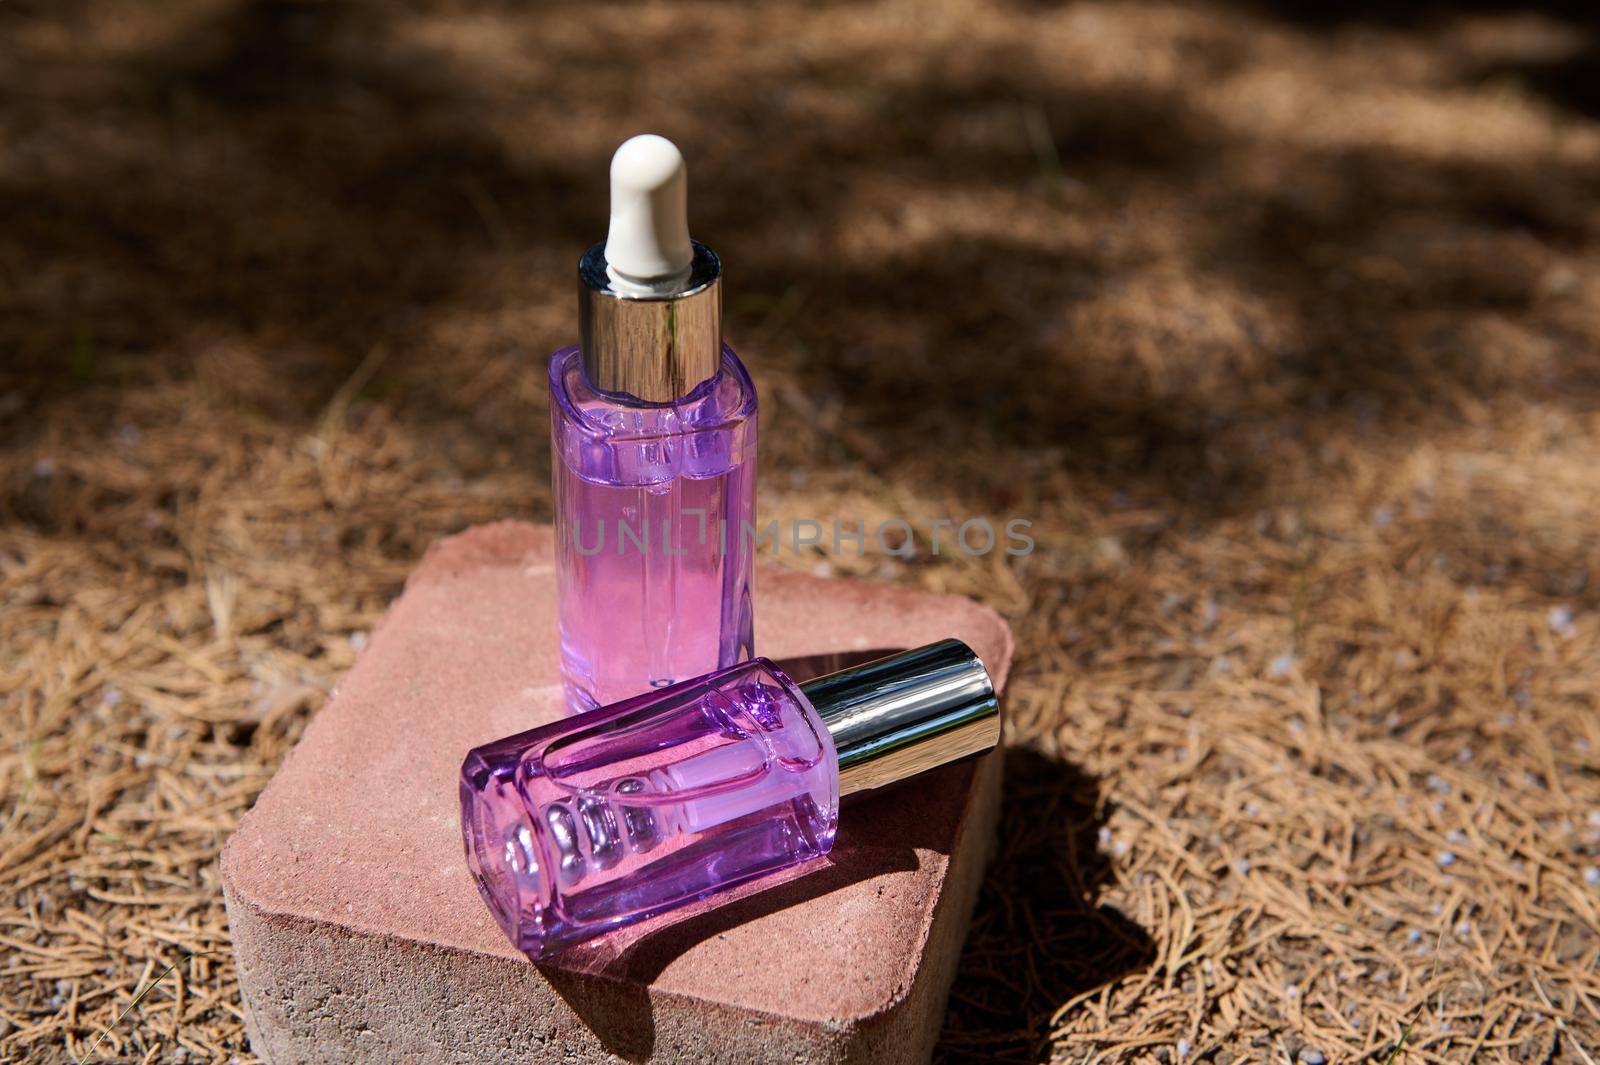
(800, 639, 1001, 797)
(577, 240, 722, 403)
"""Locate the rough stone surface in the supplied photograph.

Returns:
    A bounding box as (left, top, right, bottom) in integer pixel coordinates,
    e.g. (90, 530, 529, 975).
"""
(222, 521, 1014, 1064)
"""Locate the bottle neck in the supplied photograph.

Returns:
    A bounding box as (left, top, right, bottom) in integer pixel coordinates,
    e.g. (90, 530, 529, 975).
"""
(577, 241, 723, 403)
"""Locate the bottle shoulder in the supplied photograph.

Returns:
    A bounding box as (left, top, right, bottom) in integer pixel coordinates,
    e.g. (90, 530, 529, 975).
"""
(549, 344, 757, 442)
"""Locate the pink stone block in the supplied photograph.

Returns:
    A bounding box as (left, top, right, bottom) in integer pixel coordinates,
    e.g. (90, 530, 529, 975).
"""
(222, 522, 1013, 1064)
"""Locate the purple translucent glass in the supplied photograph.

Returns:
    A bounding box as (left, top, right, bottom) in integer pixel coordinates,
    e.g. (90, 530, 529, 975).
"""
(549, 344, 757, 713)
(460, 659, 839, 959)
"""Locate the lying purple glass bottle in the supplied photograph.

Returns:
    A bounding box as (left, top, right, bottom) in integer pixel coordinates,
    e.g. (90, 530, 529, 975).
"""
(460, 639, 999, 959)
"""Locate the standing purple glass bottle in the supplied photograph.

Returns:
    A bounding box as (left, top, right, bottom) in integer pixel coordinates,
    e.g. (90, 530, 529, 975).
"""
(551, 135, 757, 713)
(461, 640, 1000, 960)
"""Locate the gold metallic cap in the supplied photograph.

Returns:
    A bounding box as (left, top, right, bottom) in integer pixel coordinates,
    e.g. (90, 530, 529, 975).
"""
(577, 240, 722, 403)
(800, 639, 1001, 797)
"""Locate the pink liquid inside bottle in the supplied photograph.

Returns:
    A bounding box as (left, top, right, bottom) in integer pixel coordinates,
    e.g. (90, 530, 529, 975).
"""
(550, 343, 756, 713)
(462, 659, 836, 958)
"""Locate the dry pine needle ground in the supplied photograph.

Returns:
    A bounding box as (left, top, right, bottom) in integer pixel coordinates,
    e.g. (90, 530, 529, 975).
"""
(2, 0, 1599, 1061)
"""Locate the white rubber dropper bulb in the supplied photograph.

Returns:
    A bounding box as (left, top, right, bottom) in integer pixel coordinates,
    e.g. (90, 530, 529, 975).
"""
(605, 134, 694, 294)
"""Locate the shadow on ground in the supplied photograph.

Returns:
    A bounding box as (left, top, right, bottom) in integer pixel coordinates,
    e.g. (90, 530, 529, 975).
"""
(1232, 0, 1600, 121)
(5, 0, 1599, 525)
(936, 749, 1152, 1063)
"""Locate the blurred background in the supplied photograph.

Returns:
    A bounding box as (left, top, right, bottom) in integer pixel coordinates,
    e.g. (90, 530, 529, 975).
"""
(3, 0, 1598, 1061)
